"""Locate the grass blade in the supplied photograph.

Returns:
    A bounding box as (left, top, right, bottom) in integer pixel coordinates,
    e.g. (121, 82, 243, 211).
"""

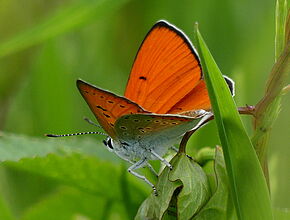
(194, 25, 273, 220)
(0, 0, 130, 58)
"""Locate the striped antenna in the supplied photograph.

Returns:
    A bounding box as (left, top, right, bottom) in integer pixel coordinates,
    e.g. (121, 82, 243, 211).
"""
(45, 131, 108, 137)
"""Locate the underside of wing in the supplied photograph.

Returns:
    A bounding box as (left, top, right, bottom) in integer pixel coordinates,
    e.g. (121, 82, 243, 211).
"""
(77, 79, 147, 137)
(114, 113, 206, 143)
(124, 21, 202, 114)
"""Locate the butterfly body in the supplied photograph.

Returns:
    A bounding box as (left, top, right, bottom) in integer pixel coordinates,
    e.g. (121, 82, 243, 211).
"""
(105, 112, 207, 164)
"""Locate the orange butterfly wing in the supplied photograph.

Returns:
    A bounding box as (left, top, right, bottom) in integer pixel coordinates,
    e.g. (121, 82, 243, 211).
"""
(77, 80, 146, 137)
(167, 80, 211, 114)
(168, 76, 235, 114)
(124, 21, 202, 114)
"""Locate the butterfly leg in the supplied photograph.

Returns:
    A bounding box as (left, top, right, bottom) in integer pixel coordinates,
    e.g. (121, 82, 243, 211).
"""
(146, 162, 158, 177)
(150, 149, 173, 170)
(170, 146, 179, 152)
(128, 159, 158, 195)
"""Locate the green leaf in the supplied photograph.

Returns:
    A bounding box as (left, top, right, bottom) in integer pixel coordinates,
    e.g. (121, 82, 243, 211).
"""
(0, 0, 130, 58)
(0, 193, 15, 220)
(194, 25, 273, 220)
(273, 208, 290, 220)
(170, 154, 210, 219)
(135, 153, 210, 220)
(0, 166, 58, 218)
(0, 133, 147, 218)
(5, 153, 146, 202)
(135, 155, 182, 220)
(0, 133, 117, 162)
(21, 187, 127, 220)
(193, 147, 230, 220)
(195, 147, 215, 166)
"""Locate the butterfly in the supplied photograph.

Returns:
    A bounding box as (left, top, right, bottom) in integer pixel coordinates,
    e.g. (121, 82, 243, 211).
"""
(48, 20, 234, 195)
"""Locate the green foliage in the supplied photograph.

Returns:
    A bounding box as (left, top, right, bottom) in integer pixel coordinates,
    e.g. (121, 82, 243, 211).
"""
(0, 0, 130, 58)
(0, 0, 289, 219)
(274, 208, 290, 220)
(192, 147, 230, 220)
(194, 25, 273, 220)
(0, 133, 147, 219)
(136, 153, 210, 219)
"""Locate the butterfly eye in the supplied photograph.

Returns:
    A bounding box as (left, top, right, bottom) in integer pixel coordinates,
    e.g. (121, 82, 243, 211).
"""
(107, 138, 114, 149)
(103, 138, 114, 150)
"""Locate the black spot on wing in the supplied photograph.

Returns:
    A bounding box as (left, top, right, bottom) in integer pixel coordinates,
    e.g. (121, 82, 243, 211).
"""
(139, 76, 147, 80)
(103, 113, 111, 118)
(96, 105, 107, 111)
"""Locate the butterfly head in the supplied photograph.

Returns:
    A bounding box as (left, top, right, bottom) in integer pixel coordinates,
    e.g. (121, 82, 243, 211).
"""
(102, 137, 114, 152)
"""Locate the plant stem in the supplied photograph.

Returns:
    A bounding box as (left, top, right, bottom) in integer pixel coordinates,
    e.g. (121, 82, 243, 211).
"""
(252, 5, 289, 188)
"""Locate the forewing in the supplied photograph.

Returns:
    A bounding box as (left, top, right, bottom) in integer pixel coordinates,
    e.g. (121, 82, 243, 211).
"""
(124, 21, 202, 114)
(77, 79, 146, 137)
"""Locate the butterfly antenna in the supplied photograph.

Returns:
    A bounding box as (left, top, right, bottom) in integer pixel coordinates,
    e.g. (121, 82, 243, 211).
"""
(83, 117, 103, 129)
(45, 131, 108, 138)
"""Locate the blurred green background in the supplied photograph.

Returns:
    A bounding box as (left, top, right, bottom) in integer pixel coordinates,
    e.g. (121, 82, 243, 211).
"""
(0, 0, 289, 219)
